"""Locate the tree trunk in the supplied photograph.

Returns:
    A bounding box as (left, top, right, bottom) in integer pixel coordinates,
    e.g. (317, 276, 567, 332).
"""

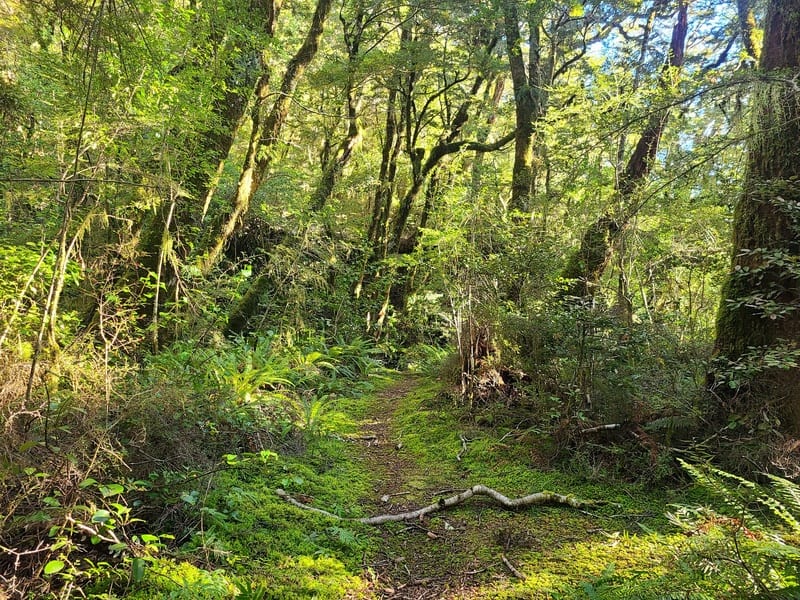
(736, 0, 760, 64)
(368, 17, 412, 257)
(367, 79, 404, 257)
(193, 0, 283, 217)
(560, 1, 688, 300)
(200, 0, 334, 274)
(388, 73, 486, 251)
(502, 0, 543, 213)
(713, 0, 800, 431)
(310, 7, 365, 213)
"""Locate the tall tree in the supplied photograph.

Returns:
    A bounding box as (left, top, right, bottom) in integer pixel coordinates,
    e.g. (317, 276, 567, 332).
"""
(502, 0, 546, 213)
(201, 0, 334, 274)
(193, 0, 283, 216)
(560, 0, 688, 299)
(310, 2, 367, 213)
(713, 0, 800, 430)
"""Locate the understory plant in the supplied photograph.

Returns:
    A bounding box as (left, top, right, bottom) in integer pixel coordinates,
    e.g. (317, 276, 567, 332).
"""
(667, 460, 800, 596)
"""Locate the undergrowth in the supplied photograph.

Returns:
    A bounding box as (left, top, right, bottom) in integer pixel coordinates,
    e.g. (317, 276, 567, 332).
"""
(0, 334, 388, 599)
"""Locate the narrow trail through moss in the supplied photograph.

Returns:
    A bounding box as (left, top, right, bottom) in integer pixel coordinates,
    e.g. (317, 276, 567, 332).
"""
(346, 375, 691, 600)
(355, 375, 482, 599)
(352, 375, 547, 599)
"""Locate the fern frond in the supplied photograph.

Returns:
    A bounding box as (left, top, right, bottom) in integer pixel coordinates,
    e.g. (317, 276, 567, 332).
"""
(765, 474, 800, 533)
(758, 494, 800, 535)
(678, 459, 758, 523)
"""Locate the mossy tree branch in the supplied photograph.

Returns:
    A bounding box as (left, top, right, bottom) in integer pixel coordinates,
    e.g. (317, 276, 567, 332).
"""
(276, 485, 598, 525)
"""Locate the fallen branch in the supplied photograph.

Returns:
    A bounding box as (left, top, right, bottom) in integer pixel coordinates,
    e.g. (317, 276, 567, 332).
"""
(501, 554, 526, 580)
(275, 485, 598, 525)
(581, 423, 621, 434)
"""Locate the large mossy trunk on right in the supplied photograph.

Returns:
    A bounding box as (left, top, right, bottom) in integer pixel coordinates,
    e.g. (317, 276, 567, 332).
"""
(713, 0, 800, 433)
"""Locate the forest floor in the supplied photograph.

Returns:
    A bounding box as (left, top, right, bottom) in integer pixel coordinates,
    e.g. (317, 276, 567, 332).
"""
(124, 371, 713, 599)
(344, 375, 691, 599)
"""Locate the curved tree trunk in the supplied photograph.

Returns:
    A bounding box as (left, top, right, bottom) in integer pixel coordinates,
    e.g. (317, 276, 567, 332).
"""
(560, 1, 688, 300)
(713, 0, 800, 431)
(310, 7, 366, 213)
(200, 0, 334, 275)
(193, 0, 283, 217)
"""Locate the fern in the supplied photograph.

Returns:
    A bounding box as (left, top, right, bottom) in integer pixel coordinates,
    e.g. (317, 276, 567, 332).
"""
(674, 461, 800, 597)
(678, 459, 759, 524)
(766, 474, 800, 534)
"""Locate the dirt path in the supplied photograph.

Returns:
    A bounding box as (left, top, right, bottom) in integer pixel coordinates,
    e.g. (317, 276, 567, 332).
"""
(355, 377, 486, 600)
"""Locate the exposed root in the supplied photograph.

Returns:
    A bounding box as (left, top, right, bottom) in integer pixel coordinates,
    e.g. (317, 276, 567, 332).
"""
(275, 485, 599, 525)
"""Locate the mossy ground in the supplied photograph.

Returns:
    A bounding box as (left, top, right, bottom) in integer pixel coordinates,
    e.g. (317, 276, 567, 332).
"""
(352, 378, 706, 599)
(126, 374, 735, 599)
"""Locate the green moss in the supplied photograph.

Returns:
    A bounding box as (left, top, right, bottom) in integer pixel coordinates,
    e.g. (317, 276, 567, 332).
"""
(128, 560, 233, 599)
(120, 374, 762, 600)
(259, 555, 368, 599)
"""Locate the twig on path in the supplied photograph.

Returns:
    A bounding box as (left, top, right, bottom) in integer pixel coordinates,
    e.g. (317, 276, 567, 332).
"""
(381, 491, 411, 503)
(464, 565, 493, 575)
(275, 485, 600, 525)
(501, 554, 526, 580)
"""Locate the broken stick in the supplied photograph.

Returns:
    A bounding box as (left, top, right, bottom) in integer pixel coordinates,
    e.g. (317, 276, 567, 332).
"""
(501, 554, 526, 580)
(275, 485, 598, 525)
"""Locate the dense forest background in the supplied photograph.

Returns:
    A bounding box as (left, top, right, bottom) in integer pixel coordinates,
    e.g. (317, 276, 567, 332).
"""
(2, 0, 800, 597)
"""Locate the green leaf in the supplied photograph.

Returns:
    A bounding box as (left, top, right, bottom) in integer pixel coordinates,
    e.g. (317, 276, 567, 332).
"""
(132, 557, 146, 582)
(569, 4, 584, 17)
(109, 502, 130, 516)
(224, 453, 240, 465)
(99, 483, 124, 497)
(44, 560, 65, 575)
(91, 509, 112, 524)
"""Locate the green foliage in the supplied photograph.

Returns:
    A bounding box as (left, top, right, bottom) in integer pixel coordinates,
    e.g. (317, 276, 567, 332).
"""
(714, 342, 800, 392)
(664, 460, 800, 597)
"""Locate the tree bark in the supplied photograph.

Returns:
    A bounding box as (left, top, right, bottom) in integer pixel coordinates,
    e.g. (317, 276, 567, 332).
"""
(193, 0, 283, 217)
(310, 7, 366, 213)
(560, 1, 688, 300)
(713, 0, 800, 431)
(368, 85, 403, 256)
(736, 0, 760, 64)
(201, 0, 334, 275)
(368, 19, 412, 257)
(503, 0, 544, 213)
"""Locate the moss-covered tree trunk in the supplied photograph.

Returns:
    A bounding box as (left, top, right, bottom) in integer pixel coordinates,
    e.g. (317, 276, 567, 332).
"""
(502, 0, 545, 213)
(200, 0, 333, 275)
(713, 0, 800, 430)
(367, 82, 403, 257)
(560, 1, 688, 300)
(192, 0, 283, 217)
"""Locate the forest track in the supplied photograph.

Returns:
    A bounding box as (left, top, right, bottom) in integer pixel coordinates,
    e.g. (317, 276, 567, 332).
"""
(355, 376, 484, 600)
